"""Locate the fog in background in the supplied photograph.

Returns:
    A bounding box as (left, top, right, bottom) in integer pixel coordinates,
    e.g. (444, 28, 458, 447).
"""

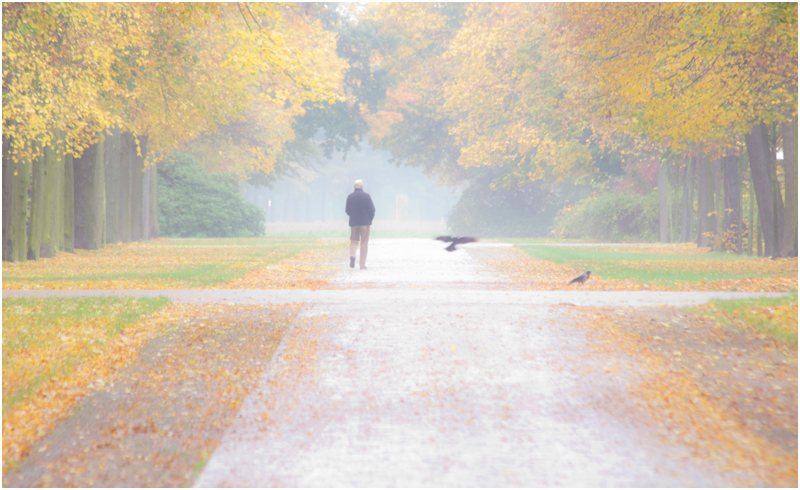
(244, 144, 460, 236)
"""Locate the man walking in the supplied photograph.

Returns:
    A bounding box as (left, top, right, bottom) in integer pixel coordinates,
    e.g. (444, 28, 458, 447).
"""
(345, 179, 375, 269)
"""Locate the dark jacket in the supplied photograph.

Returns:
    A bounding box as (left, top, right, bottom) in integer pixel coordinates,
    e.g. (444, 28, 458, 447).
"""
(345, 188, 375, 226)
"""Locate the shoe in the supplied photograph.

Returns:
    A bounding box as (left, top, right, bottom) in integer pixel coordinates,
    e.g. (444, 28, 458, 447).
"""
(350, 256, 355, 268)
(360, 265, 367, 269)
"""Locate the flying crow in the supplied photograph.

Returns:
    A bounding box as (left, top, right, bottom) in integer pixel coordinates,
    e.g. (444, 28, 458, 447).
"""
(435, 235, 478, 252)
(568, 271, 591, 285)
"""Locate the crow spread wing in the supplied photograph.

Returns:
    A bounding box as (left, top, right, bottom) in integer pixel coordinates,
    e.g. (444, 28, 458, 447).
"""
(438, 236, 479, 251)
(568, 271, 591, 285)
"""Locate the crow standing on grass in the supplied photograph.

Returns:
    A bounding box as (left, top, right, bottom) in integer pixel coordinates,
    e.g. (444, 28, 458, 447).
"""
(435, 236, 478, 252)
(568, 271, 591, 285)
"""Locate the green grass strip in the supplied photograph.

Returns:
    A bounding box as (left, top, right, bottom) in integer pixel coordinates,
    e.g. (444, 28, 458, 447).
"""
(518, 245, 778, 285)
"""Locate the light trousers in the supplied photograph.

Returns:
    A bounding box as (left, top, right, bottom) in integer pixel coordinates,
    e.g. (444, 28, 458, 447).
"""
(349, 225, 370, 267)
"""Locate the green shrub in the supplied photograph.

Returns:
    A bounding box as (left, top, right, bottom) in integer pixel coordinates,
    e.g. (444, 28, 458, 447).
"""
(158, 153, 265, 238)
(551, 191, 658, 242)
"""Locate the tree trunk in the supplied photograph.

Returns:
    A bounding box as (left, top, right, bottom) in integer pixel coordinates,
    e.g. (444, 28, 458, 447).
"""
(756, 213, 763, 256)
(746, 122, 777, 257)
(713, 159, 723, 248)
(94, 133, 106, 248)
(658, 160, 671, 242)
(51, 133, 65, 254)
(708, 160, 719, 247)
(141, 165, 151, 241)
(2, 136, 13, 261)
(130, 135, 147, 241)
(63, 152, 75, 253)
(735, 161, 742, 255)
(13, 157, 31, 262)
(780, 118, 798, 257)
(722, 152, 741, 254)
(39, 141, 58, 258)
(696, 154, 712, 247)
(105, 127, 121, 244)
(671, 160, 681, 243)
(680, 155, 695, 242)
(150, 164, 159, 238)
(73, 142, 99, 250)
(28, 146, 46, 260)
(119, 132, 132, 242)
(770, 153, 784, 257)
(748, 170, 755, 256)
(767, 123, 785, 257)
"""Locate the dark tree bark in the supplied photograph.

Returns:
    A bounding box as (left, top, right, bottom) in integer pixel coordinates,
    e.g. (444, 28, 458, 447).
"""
(149, 165, 159, 238)
(141, 165, 151, 240)
(39, 141, 58, 258)
(713, 159, 722, 247)
(28, 146, 46, 260)
(73, 142, 99, 250)
(105, 127, 121, 244)
(130, 135, 147, 241)
(680, 156, 695, 242)
(722, 152, 742, 254)
(696, 154, 712, 247)
(746, 122, 778, 257)
(767, 123, 785, 257)
(51, 133, 65, 254)
(12, 157, 30, 262)
(2, 136, 13, 261)
(94, 133, 106, 247)
(658, 160, 671, 242)
(63, 152, 75, 253)
(780, 118, 798, 257)
(756, 213, 763, 256)
(671, 160, 682, 243)
(770, 154, 784, 257)
(119, 132, 132, 242)
(747, 172, 754, 255)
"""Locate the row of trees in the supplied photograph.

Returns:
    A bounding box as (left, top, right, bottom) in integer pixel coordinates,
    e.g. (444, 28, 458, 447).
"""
(2, 129, 156, 261)
(346, 3, 796, 255)
(2, 3, 347, 261)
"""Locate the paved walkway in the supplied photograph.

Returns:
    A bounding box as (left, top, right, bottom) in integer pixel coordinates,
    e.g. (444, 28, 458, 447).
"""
(3, 239, 781, 486)
(184, 239, 765, 486)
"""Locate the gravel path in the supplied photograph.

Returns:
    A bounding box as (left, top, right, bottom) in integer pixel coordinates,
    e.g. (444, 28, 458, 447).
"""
(187, 239, 762, 486)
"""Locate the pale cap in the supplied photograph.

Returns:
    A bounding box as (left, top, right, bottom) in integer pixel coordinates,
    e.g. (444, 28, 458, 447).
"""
(354, 180, 364, 188)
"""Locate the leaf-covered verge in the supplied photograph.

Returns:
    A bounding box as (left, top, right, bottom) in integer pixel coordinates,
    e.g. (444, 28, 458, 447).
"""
(2, 298, 179, 473)
(2, 238, 344, 290)
(2, 239, 345, 476)
(513, 243, 797, 291)
(698, 294, 798, 346)
(2, 303, 307, 485)
(562, 306, 797, 487)
(2, 297, 169, 418)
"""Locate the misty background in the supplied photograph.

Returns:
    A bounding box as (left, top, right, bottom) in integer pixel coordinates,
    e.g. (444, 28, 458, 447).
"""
(243, 144, 460, 237)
